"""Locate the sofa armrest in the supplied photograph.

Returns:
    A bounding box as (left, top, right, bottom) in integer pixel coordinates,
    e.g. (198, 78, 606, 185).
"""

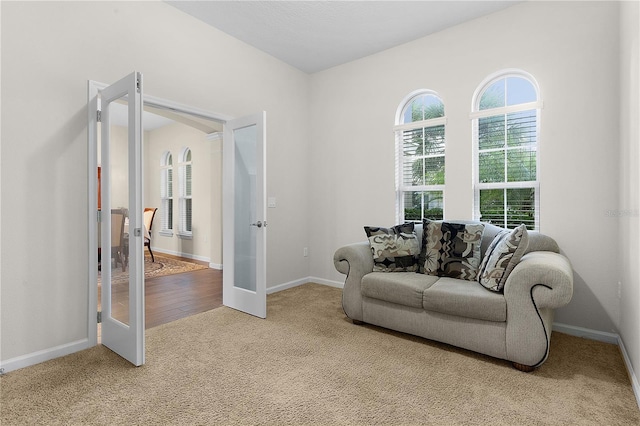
(334, 242, 374, 277)
(503, 251, 573, 310)
(333, 242, 373, 321)
(503, 251, 574, 366)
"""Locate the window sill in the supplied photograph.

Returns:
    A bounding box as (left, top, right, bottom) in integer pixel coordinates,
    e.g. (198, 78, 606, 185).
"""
(159, 230, 173, 237)
(177, 232, 193, 240)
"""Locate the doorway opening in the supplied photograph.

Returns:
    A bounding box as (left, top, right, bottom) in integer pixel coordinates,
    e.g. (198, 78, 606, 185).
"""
(96, 105, 225, 340)
(88, 79, 233, 348)
(88, 75, 268, 366)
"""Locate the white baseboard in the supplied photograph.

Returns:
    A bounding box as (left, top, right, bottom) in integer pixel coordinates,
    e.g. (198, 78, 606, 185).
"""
(266, 277, 309, 294)
(266, 276, 343, 294)
(151, 247, 211, 264)
(0, 339, 91, 374)
(618, 336, 640, 410)
(209, 262, 223, 270)
(308, 276, 344, 288)
(552, 322, 619, 344)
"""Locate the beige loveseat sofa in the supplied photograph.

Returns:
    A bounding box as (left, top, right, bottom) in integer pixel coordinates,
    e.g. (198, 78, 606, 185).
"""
(333, 221, 573, 371)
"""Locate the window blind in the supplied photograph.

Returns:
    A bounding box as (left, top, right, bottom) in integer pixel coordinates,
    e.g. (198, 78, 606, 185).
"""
(178, 149, 193, 235)
(160, 165, 173, 231)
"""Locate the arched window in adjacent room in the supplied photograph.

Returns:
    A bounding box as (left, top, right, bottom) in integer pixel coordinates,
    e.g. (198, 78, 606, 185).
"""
(160, 151, 173, 234)
(178, 147, 193, 237)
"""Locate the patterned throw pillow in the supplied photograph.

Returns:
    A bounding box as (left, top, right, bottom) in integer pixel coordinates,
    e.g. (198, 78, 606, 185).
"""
(478, 224, 529, 292)
(364, 223, 420, 272)
(418, 220, 485, 281)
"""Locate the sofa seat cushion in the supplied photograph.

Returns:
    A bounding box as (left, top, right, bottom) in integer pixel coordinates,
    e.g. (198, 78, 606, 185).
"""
(362, 272, 440, 308)
(422, 277, 507, 322)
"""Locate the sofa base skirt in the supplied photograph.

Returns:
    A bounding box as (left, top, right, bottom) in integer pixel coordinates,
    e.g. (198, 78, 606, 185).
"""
(361, 296, 509, 362)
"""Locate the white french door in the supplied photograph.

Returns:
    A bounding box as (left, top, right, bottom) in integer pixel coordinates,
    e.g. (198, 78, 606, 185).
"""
(222, 112, 267, 318)
(99, 72, 145, 366)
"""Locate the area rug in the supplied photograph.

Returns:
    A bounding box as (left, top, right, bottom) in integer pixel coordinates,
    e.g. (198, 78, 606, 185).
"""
(1, 283, 639, 425)
(101, 253, 208, 286)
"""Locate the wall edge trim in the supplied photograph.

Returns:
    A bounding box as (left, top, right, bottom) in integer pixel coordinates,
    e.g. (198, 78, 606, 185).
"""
(0, 339, 91, 374)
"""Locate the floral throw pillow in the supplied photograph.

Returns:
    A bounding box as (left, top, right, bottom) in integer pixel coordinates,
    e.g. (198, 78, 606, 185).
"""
(478, 224, 529, 292)
(364, 223, 420, 272)
(419, 220, 485, 281)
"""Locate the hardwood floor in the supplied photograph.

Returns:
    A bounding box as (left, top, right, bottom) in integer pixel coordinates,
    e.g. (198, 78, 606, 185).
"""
(145, 268, 222, 328)
(99, 254, 223, 331)
(144, 265, 222, 329)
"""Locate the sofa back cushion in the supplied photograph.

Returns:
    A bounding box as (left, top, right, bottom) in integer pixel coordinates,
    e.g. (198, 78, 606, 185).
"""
(418, 220, 485, 281)
(413, 221, 559, 258)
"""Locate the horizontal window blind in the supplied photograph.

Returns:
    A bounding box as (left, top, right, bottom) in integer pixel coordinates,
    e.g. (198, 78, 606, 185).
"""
(478, 187, 536, 230)
(179, 150, 193, 235)
(160, 166, 173, 231)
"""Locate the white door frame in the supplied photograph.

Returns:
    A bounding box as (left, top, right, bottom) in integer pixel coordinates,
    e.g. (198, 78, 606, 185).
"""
(87, 81, 232, 347)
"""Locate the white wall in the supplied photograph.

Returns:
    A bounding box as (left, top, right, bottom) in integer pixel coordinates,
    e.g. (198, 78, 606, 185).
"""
(0, 1, 310, 363)
(619, 0, 640, 395)
(309, 1, 622, 333)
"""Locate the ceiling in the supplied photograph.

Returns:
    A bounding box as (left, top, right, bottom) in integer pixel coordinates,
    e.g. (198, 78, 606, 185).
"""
(167, 1, 521, 74)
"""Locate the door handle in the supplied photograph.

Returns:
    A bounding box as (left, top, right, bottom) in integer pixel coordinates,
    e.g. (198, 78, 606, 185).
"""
(250, 221, 267, 228)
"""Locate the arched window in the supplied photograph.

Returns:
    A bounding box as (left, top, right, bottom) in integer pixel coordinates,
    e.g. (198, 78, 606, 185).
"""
(178, 147, 193, 236)
(471, 70, 541, 230)
(394, 90, 445, 223)
(160, 151, 173, 234)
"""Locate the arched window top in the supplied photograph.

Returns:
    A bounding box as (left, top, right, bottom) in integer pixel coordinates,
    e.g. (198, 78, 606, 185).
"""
(473, 69, 540, 112)
(397, 90, 444, 124)
(180, 147, 192, 163)
(162, 151, 172, 166)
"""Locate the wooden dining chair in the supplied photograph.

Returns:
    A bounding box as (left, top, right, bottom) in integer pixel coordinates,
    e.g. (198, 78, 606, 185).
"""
(111, 208, 127, 272)
(144, 207, 158, 262)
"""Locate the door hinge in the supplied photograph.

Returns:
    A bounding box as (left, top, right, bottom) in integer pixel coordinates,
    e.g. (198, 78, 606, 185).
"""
(97, 311, 102, 324)
(136, 76, 141, 93)
(97, 210, 102, 223)
(96, 110, 102, 122)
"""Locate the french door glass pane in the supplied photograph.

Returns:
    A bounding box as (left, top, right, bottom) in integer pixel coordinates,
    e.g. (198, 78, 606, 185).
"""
(234, 125, 258, 292)
(107, 101, 130, 326)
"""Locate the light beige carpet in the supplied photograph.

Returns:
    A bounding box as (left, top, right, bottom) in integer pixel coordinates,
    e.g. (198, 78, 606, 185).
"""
(1, 284, 638, 425)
